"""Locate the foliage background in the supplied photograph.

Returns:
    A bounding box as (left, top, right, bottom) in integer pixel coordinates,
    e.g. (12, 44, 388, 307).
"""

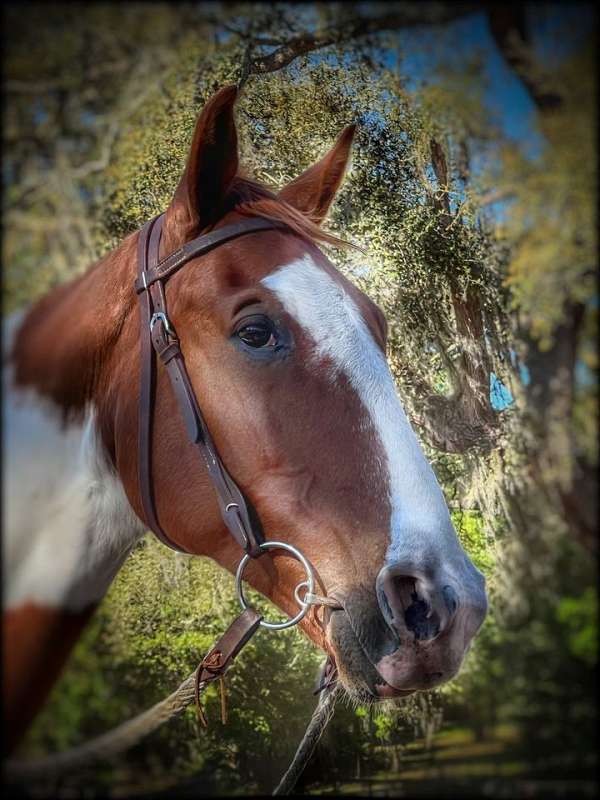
(3, 2, 597, 797)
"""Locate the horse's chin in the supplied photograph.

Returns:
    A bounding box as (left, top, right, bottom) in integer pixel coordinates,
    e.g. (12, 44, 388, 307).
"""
(325, 608, 415, 704)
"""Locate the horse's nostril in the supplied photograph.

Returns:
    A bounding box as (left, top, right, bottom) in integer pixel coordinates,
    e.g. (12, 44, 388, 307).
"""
(402, 584, 440, 640)
(397, 578, 440, 640)
(376, 567, 460, 642)
(380, 575, 441, 640)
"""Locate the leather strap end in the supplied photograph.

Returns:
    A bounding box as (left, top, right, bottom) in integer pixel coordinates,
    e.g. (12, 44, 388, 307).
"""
(196, 608, 262, 685)
(244, 537, 262, 560)
(156, 342, 181, 365)
(162, 357, 203, 444)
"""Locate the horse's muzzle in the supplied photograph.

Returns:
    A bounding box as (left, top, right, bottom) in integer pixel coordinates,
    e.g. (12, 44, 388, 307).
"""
(327, 561, 487, 698)
(372, 561, 486, 692)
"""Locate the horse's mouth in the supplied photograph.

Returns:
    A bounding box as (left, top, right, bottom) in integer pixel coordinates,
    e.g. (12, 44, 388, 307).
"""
(316, 651, 414, 702)
(373, 682, 415, 699)
(324, 606, 415, 703)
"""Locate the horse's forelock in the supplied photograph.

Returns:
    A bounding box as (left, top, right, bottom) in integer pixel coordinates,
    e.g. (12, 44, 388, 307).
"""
(225, 177, 353, 252)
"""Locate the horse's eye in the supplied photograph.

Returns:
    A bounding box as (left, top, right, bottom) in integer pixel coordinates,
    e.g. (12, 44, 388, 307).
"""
(236, 318, 276, 348)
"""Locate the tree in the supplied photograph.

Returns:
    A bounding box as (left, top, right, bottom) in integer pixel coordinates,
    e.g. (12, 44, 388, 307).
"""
(5, 3, 596, 795)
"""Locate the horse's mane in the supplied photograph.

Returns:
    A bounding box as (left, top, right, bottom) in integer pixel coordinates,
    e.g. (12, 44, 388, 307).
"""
(224, 176, 352, 250)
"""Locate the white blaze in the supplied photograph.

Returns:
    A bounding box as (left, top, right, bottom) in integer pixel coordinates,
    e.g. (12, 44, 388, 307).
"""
(263, 255, 457, 565)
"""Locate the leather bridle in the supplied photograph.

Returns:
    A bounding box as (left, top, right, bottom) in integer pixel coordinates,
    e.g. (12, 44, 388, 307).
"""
(136, 212, 281, 559)
(136, 211, 327, 632)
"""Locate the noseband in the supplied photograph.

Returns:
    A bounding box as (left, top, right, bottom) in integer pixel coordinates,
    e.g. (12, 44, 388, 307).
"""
(136, 212, 315, 629)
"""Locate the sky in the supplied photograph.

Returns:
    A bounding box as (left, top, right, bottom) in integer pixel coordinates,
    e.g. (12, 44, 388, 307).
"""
(388, 4, 595, 410)
(396, 4, 594, 157)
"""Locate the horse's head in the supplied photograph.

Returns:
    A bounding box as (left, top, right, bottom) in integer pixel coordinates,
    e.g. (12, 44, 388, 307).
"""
(116, 86, 487, 703)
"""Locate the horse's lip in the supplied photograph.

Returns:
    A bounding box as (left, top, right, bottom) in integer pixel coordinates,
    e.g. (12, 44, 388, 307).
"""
(374, 682, 415, 699)
(325, 605, 415, 700)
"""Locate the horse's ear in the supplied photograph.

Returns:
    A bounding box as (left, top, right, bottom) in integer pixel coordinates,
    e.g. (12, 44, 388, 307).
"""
(278, 124, 356, 223)
(164, 85, 239, 245)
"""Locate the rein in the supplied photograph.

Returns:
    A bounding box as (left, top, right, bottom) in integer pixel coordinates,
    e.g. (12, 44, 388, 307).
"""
(5, 627, 340, 795)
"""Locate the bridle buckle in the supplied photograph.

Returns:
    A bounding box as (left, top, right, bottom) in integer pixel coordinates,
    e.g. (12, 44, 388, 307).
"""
(149, 311, 175, 338)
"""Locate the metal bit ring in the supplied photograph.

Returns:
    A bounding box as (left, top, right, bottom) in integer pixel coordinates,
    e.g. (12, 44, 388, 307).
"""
(235, 541, 315, 630)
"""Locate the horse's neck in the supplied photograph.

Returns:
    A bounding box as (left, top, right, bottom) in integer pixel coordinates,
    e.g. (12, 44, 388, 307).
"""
(11, 235, 137, 414)
(3, 237, 146, 752)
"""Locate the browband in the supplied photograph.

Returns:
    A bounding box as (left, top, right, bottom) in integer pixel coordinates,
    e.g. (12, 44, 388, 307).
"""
(135, 216, 283, 293)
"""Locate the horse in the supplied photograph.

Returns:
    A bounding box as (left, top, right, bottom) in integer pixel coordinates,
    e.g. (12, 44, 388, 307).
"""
(3, 85, 487, 755)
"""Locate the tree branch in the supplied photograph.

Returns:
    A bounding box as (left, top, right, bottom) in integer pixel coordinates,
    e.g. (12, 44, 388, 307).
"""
(411, 138, 500, 453)
(486, 5, 563, 111)
(72, 119, 120, 178)
(246, 5, 480, 75)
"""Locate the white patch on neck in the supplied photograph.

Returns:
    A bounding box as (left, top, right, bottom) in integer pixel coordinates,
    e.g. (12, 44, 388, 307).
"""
(262, 255, 460, 566)
(2, 312, 145, 612)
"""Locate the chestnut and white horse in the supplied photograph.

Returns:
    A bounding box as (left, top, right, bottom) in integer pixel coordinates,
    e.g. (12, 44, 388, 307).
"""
(3, 85, 487, 754)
